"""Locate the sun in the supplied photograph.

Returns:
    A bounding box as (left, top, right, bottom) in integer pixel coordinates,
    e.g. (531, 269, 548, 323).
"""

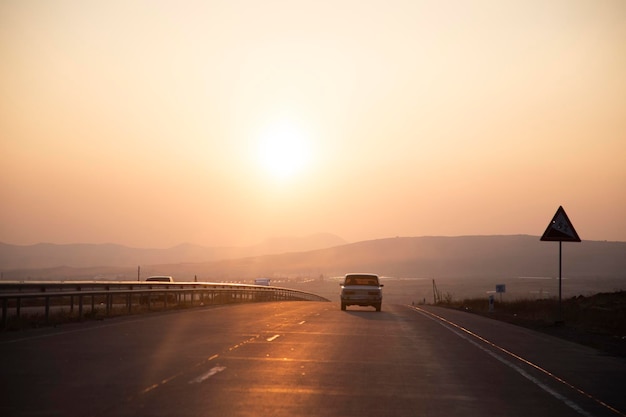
(255, 120, 312, 181)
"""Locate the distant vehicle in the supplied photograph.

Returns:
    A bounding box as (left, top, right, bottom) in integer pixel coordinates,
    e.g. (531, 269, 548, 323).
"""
(340, 273, 383, 311)
(146, 276, 174, 282)
(254, 278, 271, 286)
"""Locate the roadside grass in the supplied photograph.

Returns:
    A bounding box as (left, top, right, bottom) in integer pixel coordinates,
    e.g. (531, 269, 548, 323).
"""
(439, 290, 626, 357)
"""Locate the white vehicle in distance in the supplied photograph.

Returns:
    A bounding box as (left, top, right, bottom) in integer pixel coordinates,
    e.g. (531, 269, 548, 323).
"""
(145, 275, 174, 282)
(340, 273, 384, 312)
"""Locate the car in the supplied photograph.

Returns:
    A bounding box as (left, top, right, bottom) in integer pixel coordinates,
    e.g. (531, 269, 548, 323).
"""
(340, 273, 383, 311)
(143, 276, 175, 304)
(254, 278, 271, 286)
(145, 275, 174, 282)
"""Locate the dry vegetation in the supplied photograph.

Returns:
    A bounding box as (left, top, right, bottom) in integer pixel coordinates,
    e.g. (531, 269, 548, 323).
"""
(442, 291, 626, 357)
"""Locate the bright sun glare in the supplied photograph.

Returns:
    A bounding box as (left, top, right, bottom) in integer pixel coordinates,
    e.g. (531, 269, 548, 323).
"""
(256, 120, 312, 181)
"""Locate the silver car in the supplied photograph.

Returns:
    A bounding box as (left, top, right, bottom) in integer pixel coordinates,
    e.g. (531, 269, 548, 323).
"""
(340, 273, 383, 311)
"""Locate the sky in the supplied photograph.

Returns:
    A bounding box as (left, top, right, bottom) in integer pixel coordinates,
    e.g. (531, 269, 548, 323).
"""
(1, 0, 625, 248)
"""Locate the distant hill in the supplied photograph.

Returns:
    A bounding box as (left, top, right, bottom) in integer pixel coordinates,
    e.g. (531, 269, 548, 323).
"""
(181, 235, 626, 281)
(2, 235, 624, 282)
(0, 233, 347, 269)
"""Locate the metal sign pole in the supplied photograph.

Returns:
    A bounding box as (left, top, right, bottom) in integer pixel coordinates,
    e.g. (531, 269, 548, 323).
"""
(540, 206, 581, 326)
(558, 241, 562, 324)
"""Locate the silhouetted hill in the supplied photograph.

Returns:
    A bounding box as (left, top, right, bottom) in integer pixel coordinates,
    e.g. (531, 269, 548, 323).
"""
(181, 235, 625, 280)
(2, 235, 623, 282)
(0, 233, 347, 269)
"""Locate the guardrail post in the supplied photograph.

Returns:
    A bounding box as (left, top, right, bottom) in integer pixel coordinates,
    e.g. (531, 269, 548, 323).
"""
(78, 295, 83, 321)
(45, 296, 50, 323)
(1, 298, 7, 328)
(16, 297, 21, 319)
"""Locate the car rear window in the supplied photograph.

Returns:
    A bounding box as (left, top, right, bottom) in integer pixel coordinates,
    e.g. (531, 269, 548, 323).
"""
(146, 276, 173, 282)
(344, 275, 379, 286)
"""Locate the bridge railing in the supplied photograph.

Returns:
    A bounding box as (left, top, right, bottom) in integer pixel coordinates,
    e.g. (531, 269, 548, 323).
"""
(0, 281, 330, 328)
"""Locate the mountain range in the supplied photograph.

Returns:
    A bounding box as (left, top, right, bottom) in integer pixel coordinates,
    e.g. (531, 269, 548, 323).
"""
(1, 235, 624, 282)
(0, 233, 346, 270)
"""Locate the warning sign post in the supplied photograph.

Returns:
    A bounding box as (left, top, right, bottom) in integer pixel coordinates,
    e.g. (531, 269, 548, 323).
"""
(540, 206, 581, 324)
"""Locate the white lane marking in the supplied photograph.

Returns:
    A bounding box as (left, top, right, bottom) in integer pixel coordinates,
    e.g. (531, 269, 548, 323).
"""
(410, 306, 625, 417)
(447, 325, 591, 416)
(189, 366, 227, 384)
(266, 334, 281, 342)
(141, 372, 183, 394)
(141, 354, 220, 393)
(228, 335, 259, 352)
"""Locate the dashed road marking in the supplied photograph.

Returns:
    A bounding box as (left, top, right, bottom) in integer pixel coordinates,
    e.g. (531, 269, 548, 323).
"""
(189, 366, 227, 384)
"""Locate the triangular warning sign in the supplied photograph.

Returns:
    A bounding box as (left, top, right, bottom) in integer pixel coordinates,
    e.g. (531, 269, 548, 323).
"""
(541, 206, 581, 242)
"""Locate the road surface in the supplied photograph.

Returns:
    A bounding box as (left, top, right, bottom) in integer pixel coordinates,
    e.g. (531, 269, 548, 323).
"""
(1, 302, 625, 417)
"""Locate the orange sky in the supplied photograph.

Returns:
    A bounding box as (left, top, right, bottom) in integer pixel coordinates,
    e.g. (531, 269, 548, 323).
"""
(1, 0, 625, 248)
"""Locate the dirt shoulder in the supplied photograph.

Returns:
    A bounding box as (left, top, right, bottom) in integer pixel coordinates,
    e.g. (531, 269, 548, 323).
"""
(446, 291, 626, 358)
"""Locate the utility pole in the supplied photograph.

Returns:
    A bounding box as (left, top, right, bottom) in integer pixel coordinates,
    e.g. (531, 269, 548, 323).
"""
(432, 279, 441, 304)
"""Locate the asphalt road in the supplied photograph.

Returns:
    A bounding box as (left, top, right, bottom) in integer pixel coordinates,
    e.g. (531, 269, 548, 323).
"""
(1, 301, 625, 417)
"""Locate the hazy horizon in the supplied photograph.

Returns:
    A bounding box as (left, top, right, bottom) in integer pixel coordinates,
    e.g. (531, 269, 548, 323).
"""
(2, 1, 625, 249)
(2, 232, 626, 251)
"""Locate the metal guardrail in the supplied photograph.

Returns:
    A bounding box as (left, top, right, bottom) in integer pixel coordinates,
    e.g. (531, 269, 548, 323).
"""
(0, 281, 330, 328)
